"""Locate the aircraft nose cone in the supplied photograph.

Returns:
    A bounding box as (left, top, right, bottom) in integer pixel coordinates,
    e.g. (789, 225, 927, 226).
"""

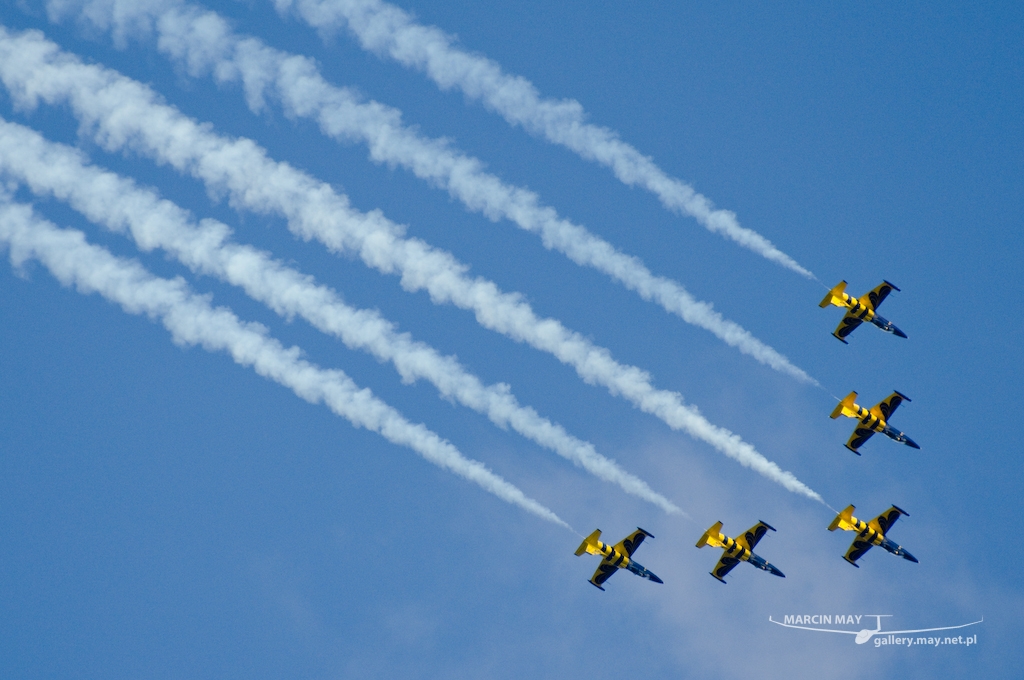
(649, 573, 664, 584)
(903, 550, 919, 563)
(904, 437, 921, 449)
(769, 565, 785, 578)
(893, 327, 908, 339)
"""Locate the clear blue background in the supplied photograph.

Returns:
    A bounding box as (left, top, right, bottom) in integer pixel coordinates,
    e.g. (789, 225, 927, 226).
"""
(1, 1, 1020, 677)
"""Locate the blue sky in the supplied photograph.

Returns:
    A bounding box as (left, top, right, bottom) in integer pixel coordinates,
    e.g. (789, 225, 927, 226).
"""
(1, 1, 1020, 677)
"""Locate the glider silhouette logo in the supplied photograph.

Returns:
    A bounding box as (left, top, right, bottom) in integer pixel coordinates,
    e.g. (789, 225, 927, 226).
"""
(769, 614, 982, 646)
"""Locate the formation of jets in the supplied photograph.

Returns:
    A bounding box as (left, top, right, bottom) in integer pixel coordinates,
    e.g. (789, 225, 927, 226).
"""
(574, 279, 920, 588)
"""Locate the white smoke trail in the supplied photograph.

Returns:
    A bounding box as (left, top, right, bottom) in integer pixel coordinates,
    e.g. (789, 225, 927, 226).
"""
(43, 0, 814, 384)
(0, 116, 682, 515)
(0, 26, 822, 501)
(0, 196, 569, 528)
(270, 0, 815, 279)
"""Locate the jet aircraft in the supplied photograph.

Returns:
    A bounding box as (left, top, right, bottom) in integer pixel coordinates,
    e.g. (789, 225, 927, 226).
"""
(574, 527, 663, 590)
(696, 520, 785, 583)
(831, 390, 920, 454)
(828, 504, 918, 566)
(819, 280, 907, 343)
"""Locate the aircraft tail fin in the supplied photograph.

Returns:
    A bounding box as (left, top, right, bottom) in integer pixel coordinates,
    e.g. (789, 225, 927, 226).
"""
(819, 281, 848, 308)
(828, 505, 857, 532)
(830, 392, 860, 419)
(575, 529, 602, 556)
(696, 521, 725, 549)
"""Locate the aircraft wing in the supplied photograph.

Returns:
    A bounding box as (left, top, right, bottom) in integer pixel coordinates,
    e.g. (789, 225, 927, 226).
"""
(844, 538, 874, 566)
(710, 553, 741, 583)
(614, 528, 652, 557)
(858, 281, 899, 311)
(832, 313, 864, 343)
(589, 558, 620, 590)
(868, 506, 907, 535)
(845, 427, 875, 454)
(870, 392, 909, 422)
(736, 521, 774, 551)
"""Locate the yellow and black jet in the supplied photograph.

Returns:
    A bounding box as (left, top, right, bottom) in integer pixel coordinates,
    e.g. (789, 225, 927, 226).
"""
(575, 527, 663, 590)
(696, 520, 785, 583)
(820, 280, 906, 343)
(828, 504, 918, 567)
(831, 390, 920, 454)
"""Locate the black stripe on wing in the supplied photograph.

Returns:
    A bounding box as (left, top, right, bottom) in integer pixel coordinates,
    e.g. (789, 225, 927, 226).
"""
(845, 539, 874, 564)
(591, 561, 618, 587)
(835, 314, 864, 340)
(712, 555, 741, 582)
(866, 281, 898, 310)
(873, 507, 906, 534)
(742, 522, 775, 550)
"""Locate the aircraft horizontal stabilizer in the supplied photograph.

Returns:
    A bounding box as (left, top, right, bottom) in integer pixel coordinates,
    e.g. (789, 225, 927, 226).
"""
(831, 392, 859, 419)
(696, 521, 724, 549)
(819, 281, 848, 308)
(575, 529, 602, 556)
(828, 505, 856, 532)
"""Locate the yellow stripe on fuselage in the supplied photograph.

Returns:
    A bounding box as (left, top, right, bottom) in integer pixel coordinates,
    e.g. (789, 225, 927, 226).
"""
(854, 405, 887, 433)
(596, 541, 631, 569)
(849, 516, 885, 547)
(717, 535, 752, 563)
(840, 292, 878, 322)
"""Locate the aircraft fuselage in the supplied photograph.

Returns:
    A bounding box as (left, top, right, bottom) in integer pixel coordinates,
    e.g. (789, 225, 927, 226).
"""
(707, 531, 785, 580)
(821, 281, 907, 341)
(846, 402, 920, 449)
(841, 515, 918, 565)
(589, 538, 663, 584)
